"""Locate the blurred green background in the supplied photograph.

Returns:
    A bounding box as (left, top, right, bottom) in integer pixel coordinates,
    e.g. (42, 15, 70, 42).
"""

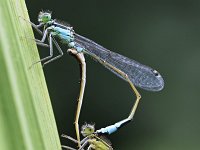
(26, 0, 200, 149)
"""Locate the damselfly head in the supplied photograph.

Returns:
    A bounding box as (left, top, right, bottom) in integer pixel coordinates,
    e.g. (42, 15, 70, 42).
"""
(38, 11, 52, 23)
(81, 123, 95, 137)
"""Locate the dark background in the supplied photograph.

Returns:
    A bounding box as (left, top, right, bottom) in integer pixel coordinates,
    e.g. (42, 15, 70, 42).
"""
(26, 0, 200, 149)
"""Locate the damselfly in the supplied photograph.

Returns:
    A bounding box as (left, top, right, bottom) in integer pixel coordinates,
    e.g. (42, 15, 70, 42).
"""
(62, 123, 113, 150)
(25, 11, 164, 148)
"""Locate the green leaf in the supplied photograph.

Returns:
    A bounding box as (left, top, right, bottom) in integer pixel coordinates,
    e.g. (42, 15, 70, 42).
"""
(0, 0, 61, 150)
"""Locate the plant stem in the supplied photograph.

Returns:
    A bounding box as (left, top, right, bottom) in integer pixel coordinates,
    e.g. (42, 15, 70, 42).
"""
(0, 0, 61, 150)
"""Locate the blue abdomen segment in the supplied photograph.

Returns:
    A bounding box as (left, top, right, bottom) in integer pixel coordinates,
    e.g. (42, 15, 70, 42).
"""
(96, 118, 131, 135)
(74, 42, 85, 53)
